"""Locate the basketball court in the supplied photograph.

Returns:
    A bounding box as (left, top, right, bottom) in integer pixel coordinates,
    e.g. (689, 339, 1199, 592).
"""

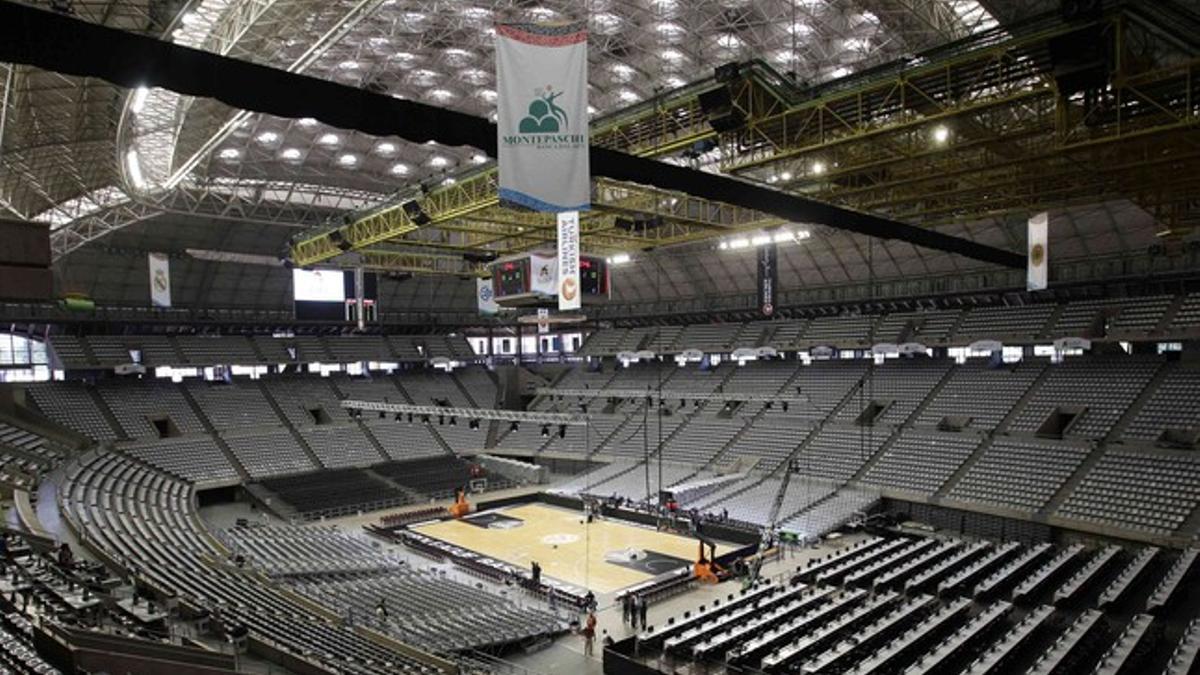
(411, 503, 735, 593)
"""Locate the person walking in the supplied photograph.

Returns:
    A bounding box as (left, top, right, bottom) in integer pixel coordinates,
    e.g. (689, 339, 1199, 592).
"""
(582, 611, 597, 657)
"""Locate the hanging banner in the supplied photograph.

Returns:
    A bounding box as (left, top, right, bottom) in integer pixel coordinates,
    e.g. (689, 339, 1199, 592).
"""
(476, 278, 498, 315)
(757, 242, 778, 316)
(148, 252, 171, 308)
(536, 308, 550, 334)
(495, 22, 590, 212)
(557, 211, 581, 310)
(1028, 212, 1048, 291)
(528, 253, 558, 296)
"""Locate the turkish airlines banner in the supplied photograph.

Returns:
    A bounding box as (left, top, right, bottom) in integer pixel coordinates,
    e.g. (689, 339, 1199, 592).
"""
(495, 22, 590, 212)
(757, 243, 778, 316)
(557, 210, 581, 310)
(1028, 212, 1048, 291)
(148, 252, 171, 308)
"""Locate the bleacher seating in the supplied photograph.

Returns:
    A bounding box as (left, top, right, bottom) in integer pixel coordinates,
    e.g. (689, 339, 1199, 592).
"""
(175, 335, 258, 365)
(947, 438, 1090, 512)
(836, 357, 951, 426)
(860, 430, 979, 496)
(364, 419, 448, 460)
(1008, 356, 1160, 439)
(1057, 449, 1200, 534)
(373, 456, 474, 498)
(122, 435, 240, 485)
(914, 359, 1045, 430)
(99, 380, 206, 439)
(792, 424, 887, 483)
(186, 380, 282, 431)
(26, 382, 119, 441)
(222, 428, 317, 479)
(48, 335, 92, 368)
(1122, 365, 1200, 442)
(1107, 295, 1172, 337)
(801, 313, 876, 347)
(261, 376, 344, 428)
(726, 416, 812, 472)
(1170, 293, 1200, 334)
(955, 304, 1054, 342)
(261, 468, 405, 517)
(301, 424, 382, 468)
(322, 335, 393, 363)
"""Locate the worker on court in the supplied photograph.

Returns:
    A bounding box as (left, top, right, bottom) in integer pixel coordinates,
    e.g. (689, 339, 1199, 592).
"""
(582, 611, 597, 656)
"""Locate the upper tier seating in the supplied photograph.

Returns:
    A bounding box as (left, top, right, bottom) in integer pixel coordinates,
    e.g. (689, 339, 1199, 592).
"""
(672, 323, 744, 352)
(99, 380, 206, 438)
(301, 424, 382, 468)
(860, 430, 980, 496)
(726, 416, 813, 473)
(792, 425, 888, 484)
(1107, 295, 1172, 337)
(364, 419, 448, 460)
(122, 435, 239, 485)
(27, 382, 119, 441)
(909, 309, 962, 344)
(323, 335, 393, 363)
(262, 376, 344, 428)
(222, 428, 317, 479)
(914, 359, 1045, 430)
(185, 380, 282, 431)
(175, 335, 258, 366)
(1122, 366, 1200, 442)
(1170, 293, 1200, 334)
(791, 360, 869, 422)
(1008, 356, 1160, 439)
(800, 314, 876, 347)
(1057, 449, 1200, 535)
(88, 335, 177, 367)
(955, 304, 1055, 342)
(947, 438, 1090, 513)
(835, 358, 951, 426)
(48, 335, 91, 368)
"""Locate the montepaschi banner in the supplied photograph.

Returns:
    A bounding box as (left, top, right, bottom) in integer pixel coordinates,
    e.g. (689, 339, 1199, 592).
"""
(757, 242, 777, 316)
(495, 21, 590, 212)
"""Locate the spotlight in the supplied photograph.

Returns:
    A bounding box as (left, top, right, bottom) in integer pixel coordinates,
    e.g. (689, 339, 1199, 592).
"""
(541, 425, 550, 438)
(932, 125, 950, 145)
(510, 421, 520, 432)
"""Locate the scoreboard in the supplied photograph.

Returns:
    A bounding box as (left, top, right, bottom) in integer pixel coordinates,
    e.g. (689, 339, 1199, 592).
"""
(489, 252, 609, 306)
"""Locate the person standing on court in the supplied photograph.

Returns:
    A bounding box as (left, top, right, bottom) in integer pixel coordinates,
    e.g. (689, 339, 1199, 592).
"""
(582, 611, 597, 656)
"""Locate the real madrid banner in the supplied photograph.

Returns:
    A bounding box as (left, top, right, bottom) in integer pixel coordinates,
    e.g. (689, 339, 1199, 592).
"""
(495, 22, 590, 212)
(1027, 211, 1048, 291)
(476, 278, 498, 315)
(148, 252, 171, 308)
(557, 211, 581, 311)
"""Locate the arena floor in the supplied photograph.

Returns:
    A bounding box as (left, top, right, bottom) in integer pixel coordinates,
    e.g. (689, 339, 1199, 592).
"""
(411, 503, 735, 593)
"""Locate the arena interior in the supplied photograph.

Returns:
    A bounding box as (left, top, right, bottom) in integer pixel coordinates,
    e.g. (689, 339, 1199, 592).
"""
(0, 0, 1199, 673)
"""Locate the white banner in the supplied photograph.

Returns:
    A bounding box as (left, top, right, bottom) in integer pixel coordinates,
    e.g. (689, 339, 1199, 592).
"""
(496, 22, 590, 212)
(1028, 212, 1048, 291)
(557, 211, 581, 310)
(477, 278, 498, 315)
(529, 253, 558, 296)
(148, 252, 171, 308)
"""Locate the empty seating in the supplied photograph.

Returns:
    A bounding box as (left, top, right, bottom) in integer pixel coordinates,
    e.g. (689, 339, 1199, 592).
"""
(793, 424, 887, 483)
(1026, 608, 1105, 675)
(322, 335, 393, 363)
(1122, 365, 1200, 442)
(366, 419, 452, 460)
(48, 335, 92, 368)
(801, 313, 876, 347)
(1169, 293, 1200, 334)
(1008, 356, 1160, 439)
(1057, 449, 1200, 534)
(673, 323, 742, 352)
(301, 424, 382, 468)
(1108, 295, 1171, 336)
(175, 335, 258, 365)
(99, 380, 206, 438)
(26, 382, 118, 441)
(261, 468, 405, 518)
(262, 376, 344, 428)
(915, 359, 1045, 430)
(727, 416, 812, 472)
(223, 428, 317, 479)
(910, 309, 961, 344)
(861, 430, 979, 496)
(122, 435, 239, 485)
(836, 358, 951, 426)
(186, 380, 282, 431)
(947, 438, 1090, 512)
(1146, 548, 1197, 613)
(373, 456, 474, 498)
(956, 304, 1054, 342)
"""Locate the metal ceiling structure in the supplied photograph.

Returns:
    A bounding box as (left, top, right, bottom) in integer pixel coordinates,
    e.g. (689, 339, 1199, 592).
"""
(2, 0, 1197, 317)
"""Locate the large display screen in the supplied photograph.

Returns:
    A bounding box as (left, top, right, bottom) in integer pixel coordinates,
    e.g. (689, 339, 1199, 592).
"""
(292, 269, 346, 302)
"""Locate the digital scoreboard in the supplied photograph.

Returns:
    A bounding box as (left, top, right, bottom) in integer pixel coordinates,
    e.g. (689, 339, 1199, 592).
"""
(489, 252, 610, 307)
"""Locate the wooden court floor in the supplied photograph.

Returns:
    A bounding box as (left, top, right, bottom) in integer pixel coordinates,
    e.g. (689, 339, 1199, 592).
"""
(412, 503, 734, 593)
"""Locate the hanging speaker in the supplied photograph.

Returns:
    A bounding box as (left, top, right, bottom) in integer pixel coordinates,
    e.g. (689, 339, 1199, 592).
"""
(401, 200, 431, 225)
(698, 86, 744, 133)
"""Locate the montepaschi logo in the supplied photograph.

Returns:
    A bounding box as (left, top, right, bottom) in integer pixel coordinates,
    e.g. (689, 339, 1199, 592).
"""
(503, 85, 586, 151)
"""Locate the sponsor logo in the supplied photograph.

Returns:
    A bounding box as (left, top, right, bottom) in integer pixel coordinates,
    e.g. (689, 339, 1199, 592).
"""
(502, 86, 586, 151)
(479, 284, 494, 302)
(153, 269, 168, 292)
(1030, 242, 1046, 267)
(560, 276, 578, 301)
